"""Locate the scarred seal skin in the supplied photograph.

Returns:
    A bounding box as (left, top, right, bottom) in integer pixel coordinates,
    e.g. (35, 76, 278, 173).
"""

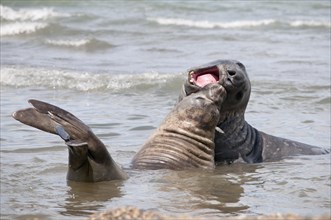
(179, 59, 329, 164)
(11, 83, 226, 181)
(132, 83, 226, 169)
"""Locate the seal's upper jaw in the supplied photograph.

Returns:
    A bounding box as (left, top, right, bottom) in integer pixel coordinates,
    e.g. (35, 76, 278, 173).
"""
(188, 65, 220, 88)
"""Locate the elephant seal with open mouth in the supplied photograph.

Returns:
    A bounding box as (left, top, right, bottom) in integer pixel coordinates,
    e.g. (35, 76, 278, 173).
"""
(12, 83, 226, 182)
(179, 59, 329, 164)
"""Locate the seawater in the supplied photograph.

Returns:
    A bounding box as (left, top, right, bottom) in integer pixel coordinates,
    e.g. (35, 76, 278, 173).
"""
(1, 1, 330, 219)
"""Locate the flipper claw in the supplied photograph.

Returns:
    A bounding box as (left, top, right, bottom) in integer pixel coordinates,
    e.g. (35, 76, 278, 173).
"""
(55, 126, 70, 141)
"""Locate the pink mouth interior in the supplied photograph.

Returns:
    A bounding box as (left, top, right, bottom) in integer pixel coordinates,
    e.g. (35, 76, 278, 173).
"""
(191, 66, 219, 88)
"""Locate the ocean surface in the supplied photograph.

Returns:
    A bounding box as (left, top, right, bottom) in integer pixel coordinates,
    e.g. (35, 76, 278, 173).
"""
(1, 1, 330, 219)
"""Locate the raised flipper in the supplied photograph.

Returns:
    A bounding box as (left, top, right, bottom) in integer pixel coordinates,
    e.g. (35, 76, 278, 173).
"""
(12, 99, 127, 182)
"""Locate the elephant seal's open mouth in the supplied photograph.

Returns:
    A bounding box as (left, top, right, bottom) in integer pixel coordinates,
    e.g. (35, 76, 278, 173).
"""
(189, 66, 220, 87)
(185, 60, 252, 113)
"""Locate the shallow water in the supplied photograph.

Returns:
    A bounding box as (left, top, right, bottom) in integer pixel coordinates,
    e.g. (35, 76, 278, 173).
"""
(1, 1, 330, 219)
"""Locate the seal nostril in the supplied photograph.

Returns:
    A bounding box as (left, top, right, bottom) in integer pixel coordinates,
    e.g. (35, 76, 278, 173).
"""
(228, 70, 236, 76)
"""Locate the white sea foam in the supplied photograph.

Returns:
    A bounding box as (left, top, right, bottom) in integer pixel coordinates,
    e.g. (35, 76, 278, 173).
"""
(45, 39, 91, 47)
(0, 5, 69, 36)
(0, 66, 182, 92)
(1, 21, 48, 36)
(44, 38, 113, 51)
(149, 17, 331, 29)
(148, 17, 276, 29)
(290, 20, 331, 28)
(0, 5, 69, 21)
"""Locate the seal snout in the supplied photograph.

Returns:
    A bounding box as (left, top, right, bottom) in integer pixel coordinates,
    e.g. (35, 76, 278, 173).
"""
(202, 83, 227, 105)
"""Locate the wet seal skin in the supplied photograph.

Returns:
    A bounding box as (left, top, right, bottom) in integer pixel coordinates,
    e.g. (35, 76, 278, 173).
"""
(12, 99, 128, 182)
(178, 59, 329, 164)
(132, 83, 226, 169)
(12, 83, 226, 181)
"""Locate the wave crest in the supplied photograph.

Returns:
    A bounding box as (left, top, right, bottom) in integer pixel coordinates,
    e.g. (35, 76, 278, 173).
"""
(290, 20, 331, 28)
(1, 21, 48, 36)
(148, 17, 275, 29)
(45, 38, 113, 50)
(0, 66, 184, 92)
(0, 5, 70, 36)
(149, 17, 331, 29)
(0, 5, 69, 21)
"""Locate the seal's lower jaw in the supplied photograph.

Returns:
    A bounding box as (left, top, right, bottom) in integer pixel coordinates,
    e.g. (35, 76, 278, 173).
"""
(189, 66, 220, 88)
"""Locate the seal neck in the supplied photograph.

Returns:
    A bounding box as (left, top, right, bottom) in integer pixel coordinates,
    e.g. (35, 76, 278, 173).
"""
(215, 112, 262, 164)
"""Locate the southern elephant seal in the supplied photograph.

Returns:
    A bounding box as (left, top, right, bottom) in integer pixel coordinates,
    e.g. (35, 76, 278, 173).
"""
(12, 83, 226, 182)
(132, 83, 226, 169)
(179, 59, 329, 164)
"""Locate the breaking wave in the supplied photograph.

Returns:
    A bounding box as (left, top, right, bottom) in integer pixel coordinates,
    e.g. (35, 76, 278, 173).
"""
(0, 66, 184, 92)
(148, 17, 275, 29)
(46, 39, 93, 47)
(149, 17, 331, 29)
(1, 21, 48, 36)
(0, 5, 69, 36)
(289, 20, 331, 28)
(0, 5, 69, 21)
(44, 38, 113, 50)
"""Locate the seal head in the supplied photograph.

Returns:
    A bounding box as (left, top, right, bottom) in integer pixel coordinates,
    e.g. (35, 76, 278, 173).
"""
(184, 59, 251, 113)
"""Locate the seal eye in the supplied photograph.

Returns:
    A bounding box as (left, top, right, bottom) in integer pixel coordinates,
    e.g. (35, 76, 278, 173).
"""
(195, 97, 205, 101)
(236, 91, 243, 101)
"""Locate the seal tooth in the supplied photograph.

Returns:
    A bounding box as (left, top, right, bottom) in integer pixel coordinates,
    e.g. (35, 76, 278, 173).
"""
(215, 127, 224, 134)
(217, 66, 227, 85)
(189, 71, 195, 83)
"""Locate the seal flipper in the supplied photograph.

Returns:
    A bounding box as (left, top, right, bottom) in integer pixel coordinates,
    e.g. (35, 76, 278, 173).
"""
(12, 99, 127, 182)
(12, 107, 61, 135)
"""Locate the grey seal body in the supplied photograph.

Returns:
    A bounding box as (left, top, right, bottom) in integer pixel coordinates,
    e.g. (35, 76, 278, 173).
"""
(179, 59, 329, 164)
(12, 84, 226, 181)
(132, 83, 226, 169)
